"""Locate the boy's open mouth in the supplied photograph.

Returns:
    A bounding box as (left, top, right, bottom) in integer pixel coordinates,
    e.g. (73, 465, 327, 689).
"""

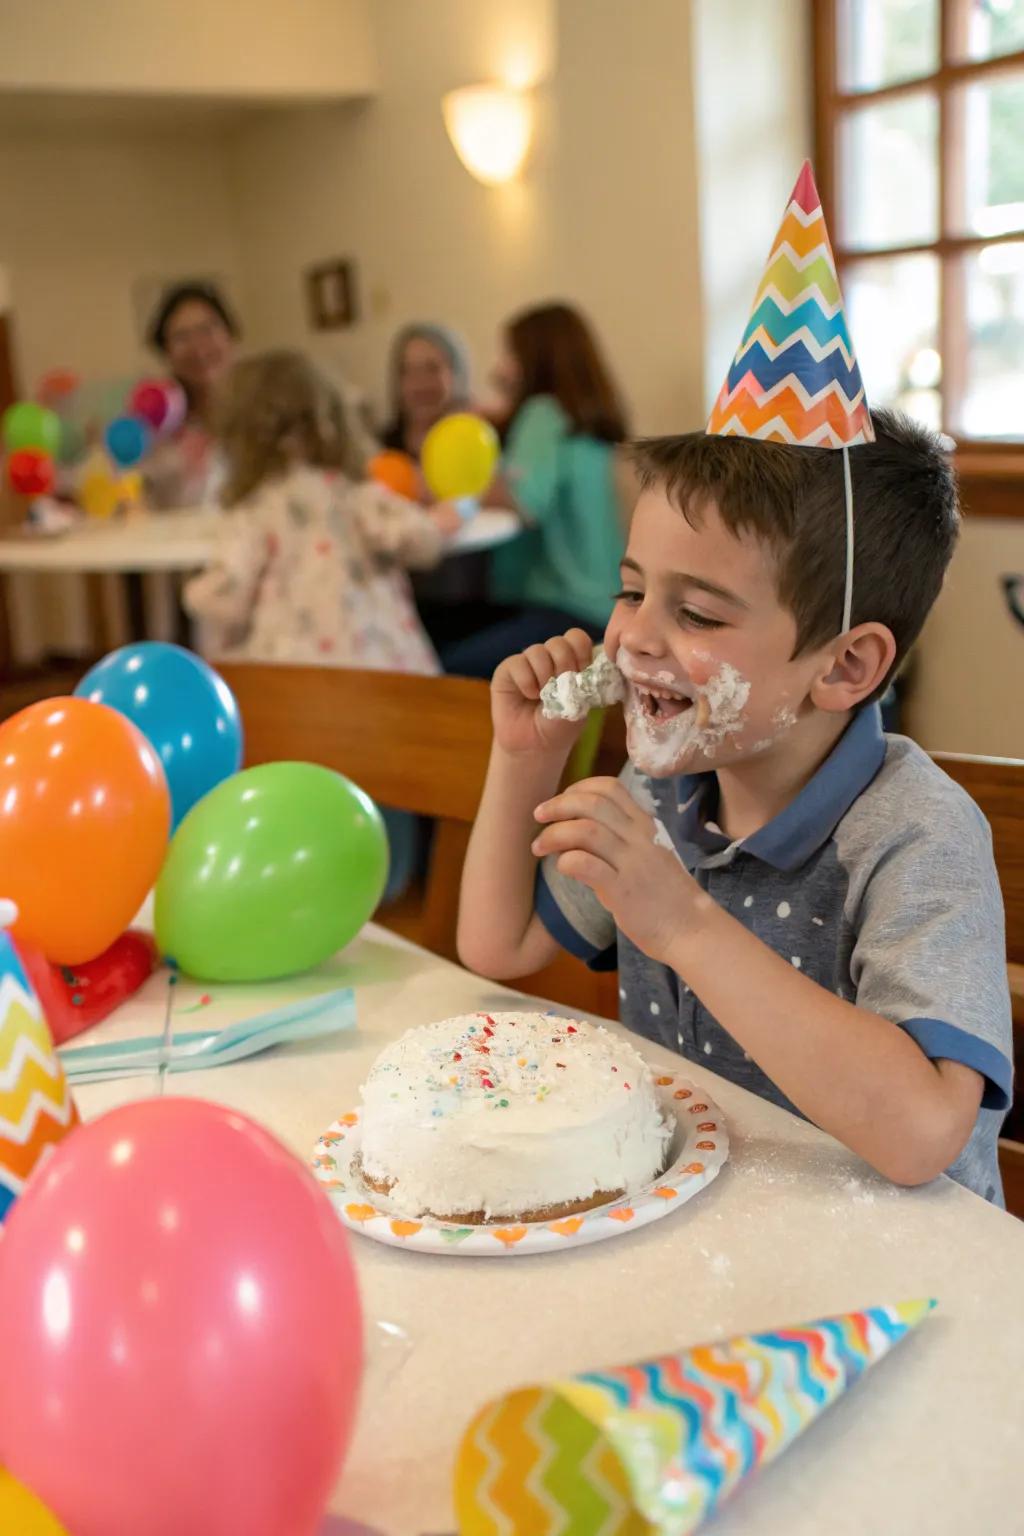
(631, 682, 696, 723)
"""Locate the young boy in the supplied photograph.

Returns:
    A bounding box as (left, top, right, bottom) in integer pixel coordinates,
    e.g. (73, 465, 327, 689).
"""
(457, 411, 1013, 1204)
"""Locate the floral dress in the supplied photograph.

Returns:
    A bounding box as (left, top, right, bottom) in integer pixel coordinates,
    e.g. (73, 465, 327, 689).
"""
(184, 464, 441, 673)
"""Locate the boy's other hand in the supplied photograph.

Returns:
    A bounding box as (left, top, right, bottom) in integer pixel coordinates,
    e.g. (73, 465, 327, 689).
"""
(491, 629, 596, 757)
(532, 776, 712, 964)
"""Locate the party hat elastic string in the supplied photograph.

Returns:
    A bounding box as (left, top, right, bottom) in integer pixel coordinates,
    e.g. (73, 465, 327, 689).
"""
(842, 443, 854, 634)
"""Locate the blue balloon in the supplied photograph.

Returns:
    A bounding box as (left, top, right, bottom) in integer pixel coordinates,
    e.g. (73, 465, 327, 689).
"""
(75, 643, 243, 831)
(104, 414, 151, 469)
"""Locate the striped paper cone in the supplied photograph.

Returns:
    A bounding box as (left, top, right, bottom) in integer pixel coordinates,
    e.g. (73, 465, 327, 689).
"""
(0, 929, 79, 1223)
(706, 160, 874, 450)
(454, 1300, 934, 1535)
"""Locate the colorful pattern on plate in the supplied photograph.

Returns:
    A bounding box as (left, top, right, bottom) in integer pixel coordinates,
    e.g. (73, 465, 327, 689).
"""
(309, 1072, 728, 1257)
(454, 1300, 934, 1534)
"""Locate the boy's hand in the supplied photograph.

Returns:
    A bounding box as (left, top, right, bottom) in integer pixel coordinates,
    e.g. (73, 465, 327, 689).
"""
(491, 629, 596, 757)
(532, 776, 712, 964)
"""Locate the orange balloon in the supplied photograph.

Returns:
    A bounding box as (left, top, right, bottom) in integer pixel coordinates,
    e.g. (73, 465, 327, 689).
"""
(0, 698, 171, 966)
(368, 450, 421, 501)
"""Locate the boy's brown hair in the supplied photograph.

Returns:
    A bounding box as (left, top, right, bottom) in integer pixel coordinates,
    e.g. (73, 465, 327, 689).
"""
(218, 350, 365, 508)
(632, 409, 960, 698)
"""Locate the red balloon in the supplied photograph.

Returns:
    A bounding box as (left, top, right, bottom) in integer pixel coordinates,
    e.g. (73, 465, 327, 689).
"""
(14, 930, 159, 1046)
(129, 378, 186, 435)
(8, 448, 55, 496)
(0, 1099, 363, 1536)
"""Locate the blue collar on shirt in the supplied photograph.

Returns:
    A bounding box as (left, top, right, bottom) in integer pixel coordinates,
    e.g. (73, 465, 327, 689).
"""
(671, 704, 887, 872)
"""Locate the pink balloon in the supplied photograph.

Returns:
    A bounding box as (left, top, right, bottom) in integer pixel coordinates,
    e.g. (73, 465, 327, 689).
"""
(0, 1098, 363, 1536)
(130, 378, 187, 436)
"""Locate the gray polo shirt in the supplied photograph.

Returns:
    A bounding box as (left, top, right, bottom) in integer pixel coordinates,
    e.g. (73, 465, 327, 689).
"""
(537, 706, 1013, 1204)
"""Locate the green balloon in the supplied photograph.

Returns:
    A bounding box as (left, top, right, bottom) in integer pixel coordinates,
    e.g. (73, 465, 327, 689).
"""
(155, 762, 389, 982)
(2, 401, 62, 457)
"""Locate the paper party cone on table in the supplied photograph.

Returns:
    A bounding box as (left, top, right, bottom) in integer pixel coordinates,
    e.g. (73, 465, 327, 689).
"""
(454, 1300, 934, 1535)
(706, 160, 873, 449)
(0, 927, 79, 1223)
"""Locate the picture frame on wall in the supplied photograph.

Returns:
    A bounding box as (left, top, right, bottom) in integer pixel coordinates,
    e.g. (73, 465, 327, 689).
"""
(306, 259, 358, 331)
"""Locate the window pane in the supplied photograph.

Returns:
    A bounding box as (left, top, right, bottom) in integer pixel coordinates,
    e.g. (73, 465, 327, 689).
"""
(960, 242, 1024, 438)
(957, 72, 1024, 237)
(839, 93, 939, 248)
(838, 0, 939, 90)
(844, 255, 941, 429)
(961, 0, 1024, 62)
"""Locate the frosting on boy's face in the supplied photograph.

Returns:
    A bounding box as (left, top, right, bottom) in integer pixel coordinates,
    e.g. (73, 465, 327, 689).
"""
(604, 488, 826, 778)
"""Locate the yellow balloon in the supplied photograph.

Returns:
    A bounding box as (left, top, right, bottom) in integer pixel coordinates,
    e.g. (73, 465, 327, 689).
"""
(421, 412, 499, 500)
(0, 1468, 70, 1534)
(79, 467, 120, 519)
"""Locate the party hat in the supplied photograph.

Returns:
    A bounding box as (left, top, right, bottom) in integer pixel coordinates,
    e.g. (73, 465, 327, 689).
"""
(707, 161, 874, 449)
(0, 927, 79, 1222)
(455, 1300, 933, 1535)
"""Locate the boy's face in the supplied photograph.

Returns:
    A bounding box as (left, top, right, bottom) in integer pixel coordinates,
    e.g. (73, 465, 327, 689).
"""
(604, 487, 830, 778)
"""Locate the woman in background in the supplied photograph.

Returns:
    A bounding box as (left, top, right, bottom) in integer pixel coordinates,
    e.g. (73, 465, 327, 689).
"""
(144, 281, 240, 508)
(380, 323, 471, 462)
(442, 301, 633, 679)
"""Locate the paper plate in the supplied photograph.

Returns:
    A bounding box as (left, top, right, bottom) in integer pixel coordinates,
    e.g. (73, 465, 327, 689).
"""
(310, 1071, 728, 1256)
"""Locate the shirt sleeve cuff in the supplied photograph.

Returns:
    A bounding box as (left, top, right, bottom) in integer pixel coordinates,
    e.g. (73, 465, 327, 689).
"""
(535, 874, 618, 972)
(900, 1017, 1013, 1113)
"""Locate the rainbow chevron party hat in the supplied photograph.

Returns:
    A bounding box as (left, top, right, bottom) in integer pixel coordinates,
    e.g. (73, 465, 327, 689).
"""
(455, 1299, 934, 1534)
(707, 160, 874, 449)
(0, 928, 79, 1222)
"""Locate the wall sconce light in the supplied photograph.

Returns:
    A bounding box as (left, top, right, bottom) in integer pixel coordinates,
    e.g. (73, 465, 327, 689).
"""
(442, 84, 533, 186)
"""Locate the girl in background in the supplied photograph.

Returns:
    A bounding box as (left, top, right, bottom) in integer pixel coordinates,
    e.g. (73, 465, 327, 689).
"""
(442, 302, 635, 680)
(184, 350, 457, 670)
(185, 350, 459, 901)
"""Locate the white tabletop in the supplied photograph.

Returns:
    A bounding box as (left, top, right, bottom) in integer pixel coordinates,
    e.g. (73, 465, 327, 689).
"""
(70, 925, 1024, 1534)
(0, 509, 519, 576)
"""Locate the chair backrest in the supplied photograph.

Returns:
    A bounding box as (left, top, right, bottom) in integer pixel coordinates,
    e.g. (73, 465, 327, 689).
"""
(932, 753, 1024, 966)
(218, 664, 494, 957)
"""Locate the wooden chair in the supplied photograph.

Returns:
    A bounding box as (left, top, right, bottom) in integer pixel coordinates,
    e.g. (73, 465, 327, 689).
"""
(219, 665, 492, 960)
(932, 754, 1024, 1217)
(217, 664, 619, 1016)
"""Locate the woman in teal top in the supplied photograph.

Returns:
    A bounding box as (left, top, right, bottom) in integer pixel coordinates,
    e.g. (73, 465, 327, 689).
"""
(442, 303, 632, 678)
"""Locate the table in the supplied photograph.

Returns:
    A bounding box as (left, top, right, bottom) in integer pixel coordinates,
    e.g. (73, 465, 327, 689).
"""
(72, 927, 1024, 1536)
(0, 508, 520, 576)
(0, 509, 520, 669)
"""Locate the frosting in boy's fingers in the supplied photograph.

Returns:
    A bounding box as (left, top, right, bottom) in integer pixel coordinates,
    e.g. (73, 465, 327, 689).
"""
(539, 647, 625, 722)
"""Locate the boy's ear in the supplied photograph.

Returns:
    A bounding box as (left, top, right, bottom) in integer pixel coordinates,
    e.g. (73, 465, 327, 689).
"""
(809, 622, 897, 713)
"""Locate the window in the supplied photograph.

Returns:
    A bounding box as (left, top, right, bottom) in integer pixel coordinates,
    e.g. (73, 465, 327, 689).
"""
(814, 0, 1024, 449)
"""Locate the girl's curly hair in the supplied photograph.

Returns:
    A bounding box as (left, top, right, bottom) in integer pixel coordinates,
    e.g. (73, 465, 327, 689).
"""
(218, 350, 366, 508)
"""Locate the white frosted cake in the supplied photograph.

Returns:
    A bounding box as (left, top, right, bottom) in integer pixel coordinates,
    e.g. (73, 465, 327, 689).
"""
(357, 1011, 672, 1223)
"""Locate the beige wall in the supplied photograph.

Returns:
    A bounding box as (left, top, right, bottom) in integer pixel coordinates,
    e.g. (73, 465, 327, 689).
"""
(0, 0, 375, 99)
(0, 121, 243, 390)
(692, 0, 812, 411)
(907, 519, 1024, 757)
(228, 0, 704, 435)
